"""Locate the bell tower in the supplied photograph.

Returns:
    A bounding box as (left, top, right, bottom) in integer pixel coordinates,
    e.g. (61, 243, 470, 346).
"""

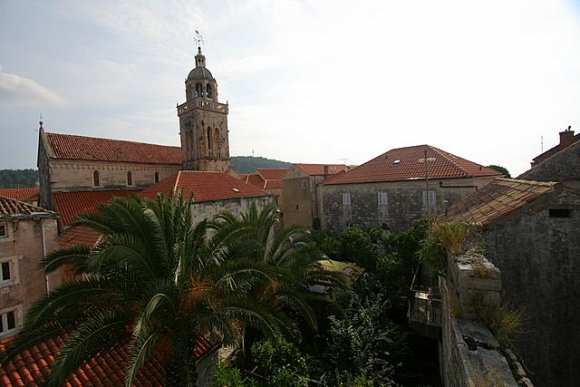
(178, 38, 229, 172)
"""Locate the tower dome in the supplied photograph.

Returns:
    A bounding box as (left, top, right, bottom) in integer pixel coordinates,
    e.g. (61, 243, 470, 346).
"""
(187, 47, 215, 80)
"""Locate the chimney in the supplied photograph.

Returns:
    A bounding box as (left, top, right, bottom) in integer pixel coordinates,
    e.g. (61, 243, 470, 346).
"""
(559, 126, 575, 149)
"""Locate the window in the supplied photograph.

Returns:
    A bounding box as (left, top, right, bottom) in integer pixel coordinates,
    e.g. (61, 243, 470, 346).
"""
(154, 172, 160, 184)
(423, 190, 436, 208)
(0, 224, 6, 238)
(93, 171, 100, 186)
(206, 84, 212, 98)
(342, 193, 351, 205)
(0, 309, 18, 337)
(1, 262, 11, 282)
(195, 83, 202, 97)
(378, 192, 388, 205)
(549, 209, 572, 218)
(207, 127, 212, 149)
(301, 180, 308, 190)
(127, 171, 133, 186)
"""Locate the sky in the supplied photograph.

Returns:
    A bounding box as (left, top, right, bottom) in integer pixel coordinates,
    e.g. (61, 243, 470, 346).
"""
(1, 0, 580, 176)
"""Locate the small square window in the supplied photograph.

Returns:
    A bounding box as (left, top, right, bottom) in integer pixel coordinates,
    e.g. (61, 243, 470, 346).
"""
(342, 193, 351, 205)
(0, 224, 6, 238)
(378, 192, 388, 205)
(0, 308, 18, 337)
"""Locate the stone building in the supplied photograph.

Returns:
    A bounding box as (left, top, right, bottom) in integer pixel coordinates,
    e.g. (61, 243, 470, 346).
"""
(442, 178, 580, 387)
(529, 126, 579, 168)
(0, 196, 60, 339)
(280, 164, 349, 228)
(320, 145, 501, 233)
(241, 168, 288, 206)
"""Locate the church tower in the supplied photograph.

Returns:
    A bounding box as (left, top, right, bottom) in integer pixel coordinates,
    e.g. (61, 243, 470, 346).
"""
(178, 44, 230, 172)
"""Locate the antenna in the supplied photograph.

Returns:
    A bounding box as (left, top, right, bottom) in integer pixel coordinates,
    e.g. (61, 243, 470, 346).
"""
(339, 157, 349, 164)
(541, 136, 543, 153)
(193, 30, 205, 49)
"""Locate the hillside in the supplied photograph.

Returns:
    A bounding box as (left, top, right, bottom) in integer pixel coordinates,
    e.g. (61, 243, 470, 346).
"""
(230, 156, 291, 174)
(0, 169, 38, 188)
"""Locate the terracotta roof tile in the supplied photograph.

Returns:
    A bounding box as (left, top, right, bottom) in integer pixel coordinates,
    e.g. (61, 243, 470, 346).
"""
(441, 178, 556, 226)
(322, 145, 501, 185)
(46, 132, 181, 165)
(140, 171, 270, 202)
(58, 226, 102, 249)
(244, 174, 266, 189)
(53, 190, 135, 227)
(294, 164, 349, 177)
(0, 196, 52, 218)
(0, 187, 39, 203)
(0, 335, 215, 386)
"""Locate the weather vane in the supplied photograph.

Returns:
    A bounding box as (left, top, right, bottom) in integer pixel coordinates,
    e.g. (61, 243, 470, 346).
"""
(193, 30, 204, 49)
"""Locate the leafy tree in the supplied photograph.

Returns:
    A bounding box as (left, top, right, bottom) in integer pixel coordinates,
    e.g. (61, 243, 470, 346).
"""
(2, 195, 298, 386)
(230, 156, 291, 174)
(250, 338, 310, 386)
(212, 361, 248, 387)
(0, 169, 37, 188)
(487, 164, 511, 178)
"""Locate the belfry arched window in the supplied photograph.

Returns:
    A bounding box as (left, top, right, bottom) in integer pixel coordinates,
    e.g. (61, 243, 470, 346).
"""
(127, 171, 133, 186)
(207, 127, 212, 149)
(214, 127, 220, 151)
(195, 83, 202, 97)
(206, 84, 212, 98)
(93, 171, 100, 186)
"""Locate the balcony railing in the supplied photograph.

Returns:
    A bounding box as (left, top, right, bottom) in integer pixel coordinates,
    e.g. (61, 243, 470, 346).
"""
(177, 99, 228, 115)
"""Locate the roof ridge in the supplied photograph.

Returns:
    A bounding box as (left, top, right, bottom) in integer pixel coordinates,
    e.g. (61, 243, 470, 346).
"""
(498, 177, 557, 187)
(428, 145, 471, 177)
(46, 131, 180, 149)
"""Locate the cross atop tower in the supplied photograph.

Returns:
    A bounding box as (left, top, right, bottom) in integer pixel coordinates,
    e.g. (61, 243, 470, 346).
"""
(193, 30, 204, 50)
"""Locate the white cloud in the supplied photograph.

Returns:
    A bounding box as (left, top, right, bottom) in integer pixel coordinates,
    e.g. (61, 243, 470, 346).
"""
(0, 67, 67, 107)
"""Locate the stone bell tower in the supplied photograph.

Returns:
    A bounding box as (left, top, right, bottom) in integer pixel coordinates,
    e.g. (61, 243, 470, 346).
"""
(178, 41, 230, 172)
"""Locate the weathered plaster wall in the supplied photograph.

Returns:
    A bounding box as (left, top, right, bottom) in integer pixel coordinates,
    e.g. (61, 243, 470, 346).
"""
(191, 196, 273, 224)
(321, 177, 493, 233)
(0, 216, 60, 337)
(483, 183, 580, 386)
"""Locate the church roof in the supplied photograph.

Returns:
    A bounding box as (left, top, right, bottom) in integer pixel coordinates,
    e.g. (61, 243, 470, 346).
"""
(256, 168, 288, 180)
(53, 190, 135, 227)
(187, 66, 214, 80)
(45, 132, 181, 165)
(140, 171, 270, 202)
(0, 187, 39, 203)
(322, 145, 501, 185)
(440, 178, 556, 226)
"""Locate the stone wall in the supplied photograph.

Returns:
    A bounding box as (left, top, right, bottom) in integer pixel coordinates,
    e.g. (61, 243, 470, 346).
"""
(0, 215, 60, 338)
(191, 196, 273, 224)
(483, 181, 580, 386)
(281, 174, 315, 228)
(519, 140, 580, 181)
(440, 254, 528, 387)
(320, 177, 494, 233)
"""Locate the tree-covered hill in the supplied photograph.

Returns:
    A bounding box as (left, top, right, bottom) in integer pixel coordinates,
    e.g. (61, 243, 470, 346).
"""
(0, 169, 38, 188)
(230, 156, 291, 174)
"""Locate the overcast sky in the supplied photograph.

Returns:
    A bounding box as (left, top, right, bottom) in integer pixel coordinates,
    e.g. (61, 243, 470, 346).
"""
(1, 0, 580, 176)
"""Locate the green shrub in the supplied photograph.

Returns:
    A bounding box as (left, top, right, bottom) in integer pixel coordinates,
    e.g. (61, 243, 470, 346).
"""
(251, 338, 310, 386)
(212, 361, 246, 387)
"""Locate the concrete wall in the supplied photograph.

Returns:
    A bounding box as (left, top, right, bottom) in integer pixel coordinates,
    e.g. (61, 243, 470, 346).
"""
(483, 182, 580, 386)
(320, 177, 494, 233)
(0, 216, 60, 338)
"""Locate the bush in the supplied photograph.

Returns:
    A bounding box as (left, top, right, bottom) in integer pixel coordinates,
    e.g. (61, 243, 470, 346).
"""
(212, 361, 246, 387)
(250, 338, 310, 386)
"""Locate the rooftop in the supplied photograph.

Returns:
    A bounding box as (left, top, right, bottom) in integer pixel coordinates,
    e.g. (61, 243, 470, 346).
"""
(322, 145, 501, 185)
(0, 187, 39, 203)
(293, 164, 349, 177)
(140, 171, 270, 202)
(0, 196, 53, 218)
(441, 178, 556, 226)
(45, 131, 181, 165)
(53, 190, 135, 227)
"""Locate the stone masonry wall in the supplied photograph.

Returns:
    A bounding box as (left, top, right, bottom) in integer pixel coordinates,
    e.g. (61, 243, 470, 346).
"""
(321, 177, 493, 233)
(191, 196, 273, 224)
(483, 182, 580, 386)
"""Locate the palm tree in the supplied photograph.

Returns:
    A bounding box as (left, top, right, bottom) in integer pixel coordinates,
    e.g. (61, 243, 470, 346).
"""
(2, 195, 296, 386)
(211, 203, 347, 333)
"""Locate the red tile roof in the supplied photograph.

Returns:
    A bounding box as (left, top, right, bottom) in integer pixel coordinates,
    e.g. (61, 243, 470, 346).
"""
(58, 226, 102, 249)
(53, 190, 135, 227)
(0, 187, 39, 203)
(322, 145, 501, 185)
(294, 164, 349, 177)
(256, 168, 288, 180)
(441, 178, 556, 226)
(244, 174, 266, 189)
(140, 171, 270, 202)
(0, 334, 215, 386)
(46, 132, 181, 165)
(264, 179, 283, 190)
(0, 196, 52, 218)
